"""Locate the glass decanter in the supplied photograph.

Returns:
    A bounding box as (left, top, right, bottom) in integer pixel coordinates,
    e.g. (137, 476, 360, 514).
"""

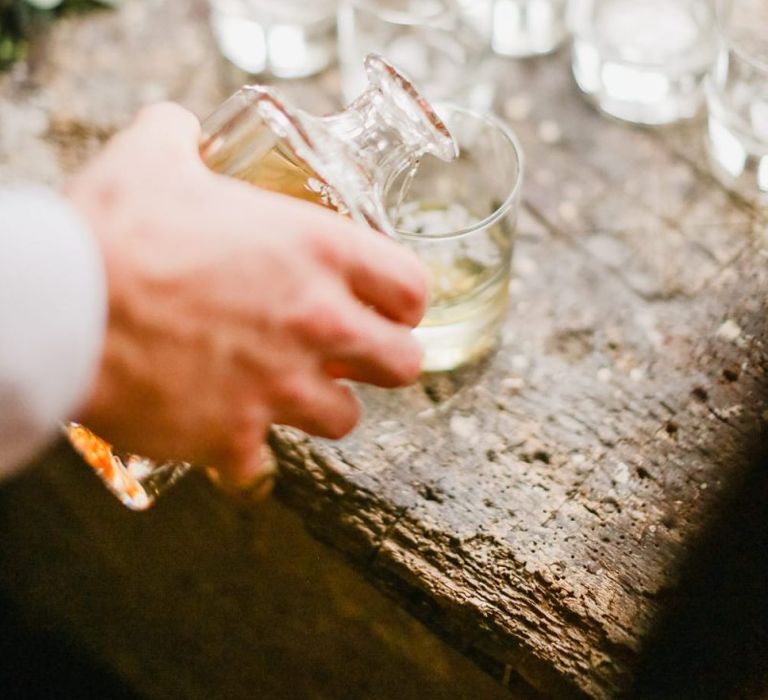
(66, 54, 458, 510)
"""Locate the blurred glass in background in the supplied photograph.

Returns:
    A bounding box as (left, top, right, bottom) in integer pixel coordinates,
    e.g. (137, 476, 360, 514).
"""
(705, 0, 768, 202)
(209, 0, 338, 78)
(569, 0, 719, 125)
(491, 0, 567, 57)
(337, 0, 495, 112)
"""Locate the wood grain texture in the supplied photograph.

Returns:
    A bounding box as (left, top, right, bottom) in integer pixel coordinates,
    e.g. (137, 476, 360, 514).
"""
(1, 1, 766, 697)
(273, 50, 768, 700)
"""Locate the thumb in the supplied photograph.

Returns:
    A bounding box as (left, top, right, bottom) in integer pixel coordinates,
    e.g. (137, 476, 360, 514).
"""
(130, 102, 202, 162)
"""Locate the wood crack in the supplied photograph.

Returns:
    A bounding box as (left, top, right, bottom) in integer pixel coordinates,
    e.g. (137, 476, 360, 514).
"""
(367, 506, 407, 567)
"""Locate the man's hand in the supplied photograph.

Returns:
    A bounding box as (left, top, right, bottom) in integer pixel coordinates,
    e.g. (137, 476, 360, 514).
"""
(66, 103, 427, 489)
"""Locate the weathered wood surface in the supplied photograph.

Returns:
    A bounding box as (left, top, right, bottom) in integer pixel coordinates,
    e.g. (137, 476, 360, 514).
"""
(1, 1, 767, 698)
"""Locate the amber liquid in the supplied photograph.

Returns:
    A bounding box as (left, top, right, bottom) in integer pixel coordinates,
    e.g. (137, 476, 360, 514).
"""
(232, 144, 331, 206)
(394, 201, 513, 372)
(201, 114, 338, 210)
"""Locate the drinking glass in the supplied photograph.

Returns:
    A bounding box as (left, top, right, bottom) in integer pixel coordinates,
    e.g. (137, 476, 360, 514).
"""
(209, 0, 338, 78)
(569, 0, 719, 124)
(705, 0, 768, 202)
(386, 105, 523, 372)
(491, 0, 568, 57)
(337, 0, 494, 112)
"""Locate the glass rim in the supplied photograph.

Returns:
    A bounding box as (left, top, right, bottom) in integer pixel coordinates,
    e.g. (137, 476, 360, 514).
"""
(392, 104, 525, 242)
(346, 0, 454, 26)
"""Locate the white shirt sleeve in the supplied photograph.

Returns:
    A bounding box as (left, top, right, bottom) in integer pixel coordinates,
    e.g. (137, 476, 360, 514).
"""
(0, 186, 107, 478)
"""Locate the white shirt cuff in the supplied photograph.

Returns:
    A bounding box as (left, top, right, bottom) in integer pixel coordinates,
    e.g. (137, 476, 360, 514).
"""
(0, 186, 107, 477)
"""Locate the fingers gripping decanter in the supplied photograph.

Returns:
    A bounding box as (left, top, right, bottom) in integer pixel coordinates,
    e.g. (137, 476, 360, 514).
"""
(66, 54, 458, 510)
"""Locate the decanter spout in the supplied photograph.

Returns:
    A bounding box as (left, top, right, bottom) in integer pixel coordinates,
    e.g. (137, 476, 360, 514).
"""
(321, 54, 459, 186)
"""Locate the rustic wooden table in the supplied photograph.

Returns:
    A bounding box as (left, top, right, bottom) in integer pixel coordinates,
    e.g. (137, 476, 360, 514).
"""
(1, 2, 767, 698)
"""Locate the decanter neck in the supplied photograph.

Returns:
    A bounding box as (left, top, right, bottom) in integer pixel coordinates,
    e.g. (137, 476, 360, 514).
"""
(319, 54, 458, 192)
(319, 94, 410, 191)
(199, 55, 457, 237)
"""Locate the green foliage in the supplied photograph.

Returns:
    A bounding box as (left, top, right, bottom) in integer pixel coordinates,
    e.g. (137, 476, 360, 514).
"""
(0, 0, 113, 70)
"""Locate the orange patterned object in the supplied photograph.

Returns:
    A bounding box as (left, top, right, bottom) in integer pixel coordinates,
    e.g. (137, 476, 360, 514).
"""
(66, 423, 145, 504)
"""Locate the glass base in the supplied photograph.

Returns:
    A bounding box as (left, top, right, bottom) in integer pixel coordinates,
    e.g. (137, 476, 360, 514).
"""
(572, 38, 707, 125)
(492, 0, 567, 58)
(416, 322, 501, 373)
(210, 6, 336, 79)
(66, 424, 191, 511)
(414, 284, 508, 373)
(706, 105, 768, 204)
